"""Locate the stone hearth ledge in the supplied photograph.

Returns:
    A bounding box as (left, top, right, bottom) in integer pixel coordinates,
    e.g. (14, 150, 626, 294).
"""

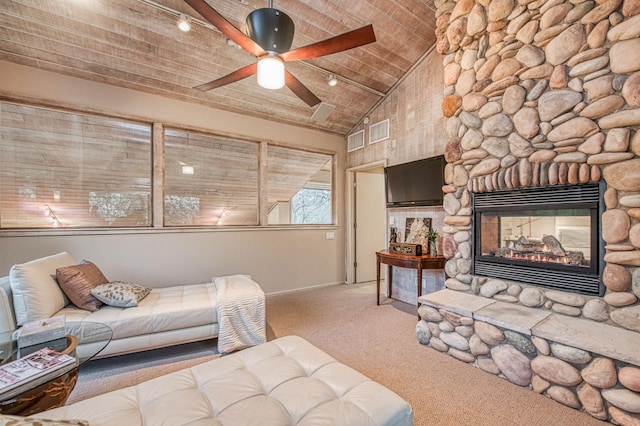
(419, 289, 640, 367)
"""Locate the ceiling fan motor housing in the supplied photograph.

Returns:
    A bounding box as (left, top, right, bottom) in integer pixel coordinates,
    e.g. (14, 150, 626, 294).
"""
(246, 8, 295, 54)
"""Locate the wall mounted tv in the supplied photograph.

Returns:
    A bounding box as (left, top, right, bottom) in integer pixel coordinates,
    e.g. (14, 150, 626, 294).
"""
(384, 155, 445, 208)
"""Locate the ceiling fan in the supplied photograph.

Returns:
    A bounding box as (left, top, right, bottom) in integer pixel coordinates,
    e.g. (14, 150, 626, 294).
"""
(184, 0, 376, 107)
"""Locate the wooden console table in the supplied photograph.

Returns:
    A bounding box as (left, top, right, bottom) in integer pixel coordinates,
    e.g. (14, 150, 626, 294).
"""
(376, 249, 446, 306)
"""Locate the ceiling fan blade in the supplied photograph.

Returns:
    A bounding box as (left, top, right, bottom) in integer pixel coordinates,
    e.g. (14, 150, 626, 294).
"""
(194, 63, 258, 91)
(183, 0, 265, 57)
(280, 25, 376, 62)
(285, 70, 321, 107)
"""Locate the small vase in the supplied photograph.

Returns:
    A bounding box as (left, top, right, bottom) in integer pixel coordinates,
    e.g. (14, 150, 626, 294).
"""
(429, 242, 437, 257)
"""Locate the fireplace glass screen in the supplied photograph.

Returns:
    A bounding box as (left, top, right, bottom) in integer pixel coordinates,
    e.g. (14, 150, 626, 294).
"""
(472, 183, 603, 296)
(479, 209, 592, 269)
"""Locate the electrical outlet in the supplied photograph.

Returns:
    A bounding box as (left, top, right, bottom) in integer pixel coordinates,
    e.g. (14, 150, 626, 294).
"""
(325, 231, 335, 240)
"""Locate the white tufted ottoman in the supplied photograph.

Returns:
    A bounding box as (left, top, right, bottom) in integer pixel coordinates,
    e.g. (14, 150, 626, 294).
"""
(37, 335, 413, 425)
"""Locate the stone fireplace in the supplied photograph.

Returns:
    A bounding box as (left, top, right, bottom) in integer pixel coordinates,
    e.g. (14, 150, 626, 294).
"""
(473, 182, 604, 296)
(415, 0, 640, 423)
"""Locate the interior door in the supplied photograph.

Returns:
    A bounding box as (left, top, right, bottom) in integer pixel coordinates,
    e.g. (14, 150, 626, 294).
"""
(354, 170, 386, 283)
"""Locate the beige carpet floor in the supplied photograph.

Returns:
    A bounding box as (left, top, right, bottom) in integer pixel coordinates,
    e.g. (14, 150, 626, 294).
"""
(70, 282, 606, 425)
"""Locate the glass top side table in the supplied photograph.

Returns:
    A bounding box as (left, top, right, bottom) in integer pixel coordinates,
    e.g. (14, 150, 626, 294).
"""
(0, 321, 113, 416)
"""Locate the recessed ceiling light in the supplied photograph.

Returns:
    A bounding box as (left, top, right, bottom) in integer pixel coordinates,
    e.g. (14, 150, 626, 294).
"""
(182, 165, 195, 175)
(327, 73, 338, 86)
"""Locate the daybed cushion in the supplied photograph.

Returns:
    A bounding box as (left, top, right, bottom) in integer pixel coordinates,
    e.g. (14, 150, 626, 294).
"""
(39, 335, 414, 426)
(90, 281, 151, 308)
(9, 252, 76, 326)
(56, 261, 109, 312)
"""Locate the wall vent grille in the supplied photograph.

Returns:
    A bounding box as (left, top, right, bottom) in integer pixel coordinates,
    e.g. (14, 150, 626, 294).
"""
(347, 130, 365, 152)
(369, 119, 389, 144)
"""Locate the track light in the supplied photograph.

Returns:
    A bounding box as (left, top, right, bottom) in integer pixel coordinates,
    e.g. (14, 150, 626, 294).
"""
(177, 14, 191, 32)
(327, 73, 338, 86)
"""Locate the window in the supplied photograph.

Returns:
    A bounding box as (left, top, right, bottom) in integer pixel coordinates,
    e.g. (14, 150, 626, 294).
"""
(163, 129, 259, 226)
(267, 146, 332, 225)
(0, 102, 152, 228)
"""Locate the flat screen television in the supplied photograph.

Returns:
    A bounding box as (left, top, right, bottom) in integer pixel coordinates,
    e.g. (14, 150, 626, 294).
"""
(384, 155, 445, 207)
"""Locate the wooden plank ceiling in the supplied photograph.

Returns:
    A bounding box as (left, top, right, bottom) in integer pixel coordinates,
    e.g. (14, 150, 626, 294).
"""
(0, 0, 437, 136)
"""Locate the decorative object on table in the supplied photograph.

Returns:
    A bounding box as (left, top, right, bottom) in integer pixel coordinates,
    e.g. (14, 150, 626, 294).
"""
(389, 243, 422, 256)
(405, 217, 432, 254)
(427, 228, 438, 257)
(389, 227, 398, 244)
(17, 316, 67, 358)
(0, 347, 76, 398)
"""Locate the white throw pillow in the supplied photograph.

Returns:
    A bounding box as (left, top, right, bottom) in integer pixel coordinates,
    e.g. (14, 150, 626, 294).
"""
(9, 252, 76, 326)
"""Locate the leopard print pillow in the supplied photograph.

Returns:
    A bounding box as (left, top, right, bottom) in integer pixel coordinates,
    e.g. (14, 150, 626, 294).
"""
(90, 281, 150, 308)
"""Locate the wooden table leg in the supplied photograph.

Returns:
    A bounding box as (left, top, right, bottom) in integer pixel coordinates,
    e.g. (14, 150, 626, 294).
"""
(387, 265, 393, 301)
(417, 267, 423, 304)
(376, 257, 381, 305)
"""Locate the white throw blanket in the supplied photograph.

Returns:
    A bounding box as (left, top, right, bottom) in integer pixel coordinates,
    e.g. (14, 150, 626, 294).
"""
(213, 274, 266, 354)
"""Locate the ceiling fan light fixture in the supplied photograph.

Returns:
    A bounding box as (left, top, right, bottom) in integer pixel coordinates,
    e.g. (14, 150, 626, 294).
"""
(327, 74, 338, 86)
(257, 55, 285, 90)
(177, 14, 191, 32)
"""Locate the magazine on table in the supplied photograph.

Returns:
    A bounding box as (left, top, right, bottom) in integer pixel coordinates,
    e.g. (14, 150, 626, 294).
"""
(0, 347, 77, 398)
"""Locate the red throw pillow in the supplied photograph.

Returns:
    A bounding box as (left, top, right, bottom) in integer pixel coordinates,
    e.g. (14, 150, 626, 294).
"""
(55, 260, 108, 311)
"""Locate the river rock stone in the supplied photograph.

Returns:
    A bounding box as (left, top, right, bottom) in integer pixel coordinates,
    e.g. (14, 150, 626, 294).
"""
(444, 62, 462, 86)
(582, 299, 609, 321)
(603, 158, 640, 191)
(416, 320, 432, 345)
(569, 56, 610, 78)
(504, 331, 536, 357)
(439, 331, 470, 351)
(580, 95, 625, 119)
(491, 344, 532, 386)
(448, 347, 476, 363)
(577, 383, 608, 420)
(610, 305, 640, 332)
(623, 72, 640, 107)
(554, 152, 587, 163)
(631, 224, 640, 248)
(550, 343, 592, 364)
(439, 321, 455, 332)
(605, 251, 640, 267)
(456, 69, 477, 96)
(446, 278, 471, 291)
(581, 0, 624, 24)
(548, 386, 581, 409)
(488, 0, 515, 21)
(470, 158, 501, 178)
(519, 63, 554, 81)
(482, 113, 513, 137)
(610, 38, 640, 73)
(609, 407, 640, 425)
(608, 13, 640, 41)
(467, 4, 487, 36)
(449, 0, 474, 21)
(541, 3, 573, 29)
(604, 128, 631, 152)
(513, 107, 540, 138)
(480, 279, 508, 297)
(545, 24, 585, 66)
(531, 355, 583, 386)
(588, 152, 635, 165)
(492, 58, 521, 81)
(503, 85, 527, 114)
(443, 95, 462, 117)
(604, 291, 638, 306)
(532, 375, 551, 393)
(602, 388, 640, 413)
(516, 44, 545, 67)
(429, 337, 449, 352)
(476, 55, 501, 81)
(581, 357, 618, 388)
(477, 356, 501, 375)
(621, 195, 640, 208)
(544, 290, 586, 307)
(519, 287, 545, 307)
(549, 64, 568, 89)
(469, 334, 490, 355)
(602, 209, 630, 244)
(547, 117, 598, 142)
(460, 111, 483, 128)
(462, 93, 488, 111)
(474, 321, 505, 345)
(588, 19, 609, 48)
(619, 366, 640, 392)
(482, 137, 510, 158)
(538, 90, 583, 122)
(603, 263, 632, 292)
(419, 305, 443, 322)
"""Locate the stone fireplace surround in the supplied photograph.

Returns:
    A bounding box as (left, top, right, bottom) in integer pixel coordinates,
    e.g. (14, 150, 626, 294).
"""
(415, 0, 640, 424)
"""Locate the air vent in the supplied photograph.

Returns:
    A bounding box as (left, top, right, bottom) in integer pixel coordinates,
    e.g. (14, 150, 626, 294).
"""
(311, 102, 335, 122)
(369, 119, 389, 144)
(347, 130, 365, 152)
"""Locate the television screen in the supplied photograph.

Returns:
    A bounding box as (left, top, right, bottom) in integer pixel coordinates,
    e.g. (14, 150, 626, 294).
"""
(384, 155, 445, 207)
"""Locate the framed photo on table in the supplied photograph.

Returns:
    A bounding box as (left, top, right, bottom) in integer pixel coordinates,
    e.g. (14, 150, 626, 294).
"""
(405, 217, 431, 254)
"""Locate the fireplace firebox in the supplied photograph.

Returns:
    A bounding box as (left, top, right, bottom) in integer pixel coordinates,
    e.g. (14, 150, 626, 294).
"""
(472, 183, 604, 296)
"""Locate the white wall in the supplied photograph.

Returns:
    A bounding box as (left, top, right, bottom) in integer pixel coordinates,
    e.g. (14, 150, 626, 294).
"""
(0, 61, 346, 294)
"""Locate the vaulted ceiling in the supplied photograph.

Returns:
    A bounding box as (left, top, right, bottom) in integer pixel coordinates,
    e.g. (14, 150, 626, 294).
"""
(0, 0, 437, 136)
